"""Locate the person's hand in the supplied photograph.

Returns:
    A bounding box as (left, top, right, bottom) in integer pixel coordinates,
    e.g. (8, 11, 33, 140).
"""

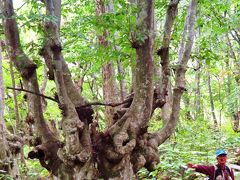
(187, 163, 197, 169)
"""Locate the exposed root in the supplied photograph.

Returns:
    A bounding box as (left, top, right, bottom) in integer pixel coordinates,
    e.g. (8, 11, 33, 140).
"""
(113, 132, 136, 155)
(99, 155, 131, 178)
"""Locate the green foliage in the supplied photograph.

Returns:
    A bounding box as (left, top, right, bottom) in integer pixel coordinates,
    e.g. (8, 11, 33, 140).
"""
(225, 86, 240, 115)
(0, 174, 13, 180)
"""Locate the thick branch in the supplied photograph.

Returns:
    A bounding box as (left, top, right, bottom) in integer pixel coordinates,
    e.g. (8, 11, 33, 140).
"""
(0, 0, 57, 142)
(150, 0, 197, 147)
(43, 1, 93, 169)
(127, 0, 154, 134)
(157, 0, 180, 102)
(80, 98, 132, 108)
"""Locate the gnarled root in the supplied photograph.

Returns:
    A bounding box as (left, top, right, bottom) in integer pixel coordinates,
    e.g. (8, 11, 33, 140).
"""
(131, 133, 160, 172)
(113, 132, 136, 155)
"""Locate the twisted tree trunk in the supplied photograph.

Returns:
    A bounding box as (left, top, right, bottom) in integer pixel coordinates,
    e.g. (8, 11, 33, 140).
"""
(1, 0, 197, 179)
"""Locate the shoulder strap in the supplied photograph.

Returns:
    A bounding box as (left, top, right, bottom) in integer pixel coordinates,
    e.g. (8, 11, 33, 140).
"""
(213, 165, 217, 180)
(213, 165, 232, 179)
(226, 166, 231, 174)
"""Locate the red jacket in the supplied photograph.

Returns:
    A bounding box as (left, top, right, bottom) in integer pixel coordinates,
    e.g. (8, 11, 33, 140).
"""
(195, 165, 234, 180)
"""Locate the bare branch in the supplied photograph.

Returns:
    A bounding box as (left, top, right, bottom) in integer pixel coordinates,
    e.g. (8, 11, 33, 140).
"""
(80, 99, 131, 108)
(230, 30, 240, 45)
(7, 86, 57, 102)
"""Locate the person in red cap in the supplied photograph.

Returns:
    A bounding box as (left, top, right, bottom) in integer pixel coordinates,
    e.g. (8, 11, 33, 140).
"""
(187, 149, 234, 180)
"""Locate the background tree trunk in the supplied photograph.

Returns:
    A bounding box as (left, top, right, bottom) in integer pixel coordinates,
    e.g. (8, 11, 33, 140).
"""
(117, 59, 127, 101)
(96, 0, 119, 125)
(0, 44, 5, 130)
(9, 61, 20, 132)
(156, 0, 180, 114)
(194, 59, 202, 120)
(207, 72, 218, 127)
(226, 33, 240, 132)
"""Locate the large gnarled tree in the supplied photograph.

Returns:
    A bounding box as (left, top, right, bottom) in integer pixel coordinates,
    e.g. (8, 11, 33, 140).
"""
(0, 0, 197, 179)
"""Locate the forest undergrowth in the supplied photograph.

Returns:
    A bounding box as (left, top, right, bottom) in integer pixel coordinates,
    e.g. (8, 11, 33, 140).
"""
(138, 119, 240, 179)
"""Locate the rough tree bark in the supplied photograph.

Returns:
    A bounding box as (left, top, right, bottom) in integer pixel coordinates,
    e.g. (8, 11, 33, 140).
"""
(39, 0, 96, 178)
(161, 81, 173, 124)
(0, 44, 5, 129)
(0, 41, 9, 176)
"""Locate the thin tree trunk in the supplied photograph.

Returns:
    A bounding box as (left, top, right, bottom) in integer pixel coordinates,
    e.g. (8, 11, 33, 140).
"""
(9, 61, 21, 132)
(194, 59, 202, 120)
(226, 33, 240, 131)
(40, 65, 48, 111)
(207, 72, 217, 127)
(9, 60, 26, 164)
(0, 44, 5, 130)
(215, 75, 224, 127)
(0, 42, 8, 173)
(230, 29, 240, 46)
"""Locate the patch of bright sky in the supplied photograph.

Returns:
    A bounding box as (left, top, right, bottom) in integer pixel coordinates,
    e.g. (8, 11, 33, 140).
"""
(13, 0, 25, 9)
(13, 0, 37, 43)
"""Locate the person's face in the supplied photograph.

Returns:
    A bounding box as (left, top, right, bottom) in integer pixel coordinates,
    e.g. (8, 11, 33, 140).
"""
(217, 155, 227, 165)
